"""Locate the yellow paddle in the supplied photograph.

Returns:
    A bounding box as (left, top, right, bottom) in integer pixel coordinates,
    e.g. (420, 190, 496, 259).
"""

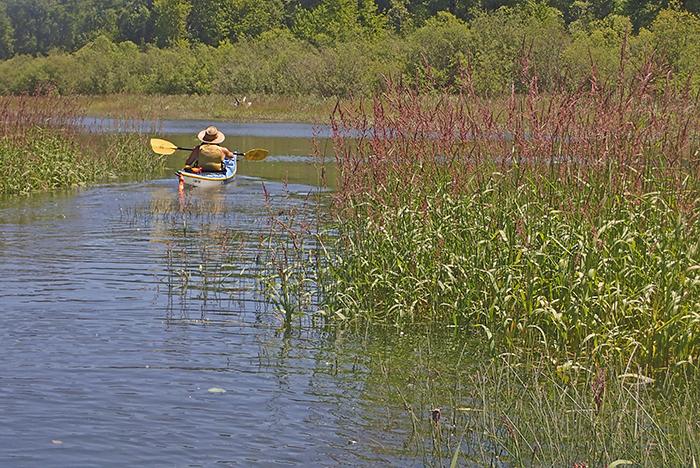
(150, 138, 269, 161)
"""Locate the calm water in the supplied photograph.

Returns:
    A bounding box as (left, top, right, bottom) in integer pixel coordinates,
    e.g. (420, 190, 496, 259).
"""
(0, 124, 474, 466)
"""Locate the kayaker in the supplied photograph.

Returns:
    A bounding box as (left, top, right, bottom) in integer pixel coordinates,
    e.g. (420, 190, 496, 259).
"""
(184, 126, 235, 172)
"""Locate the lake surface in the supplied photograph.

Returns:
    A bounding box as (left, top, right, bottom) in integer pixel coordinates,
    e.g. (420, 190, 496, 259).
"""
(0, 123, 476, 466)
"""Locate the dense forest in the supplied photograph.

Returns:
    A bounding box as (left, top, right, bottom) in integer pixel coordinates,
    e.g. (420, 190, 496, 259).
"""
(0, 0, 699, 96)
(0, 0, 698, 56)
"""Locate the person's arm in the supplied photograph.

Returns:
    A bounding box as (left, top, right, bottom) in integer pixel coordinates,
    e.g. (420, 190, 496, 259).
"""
(185, 146, 200, 166)
(222, 147, 235, 159)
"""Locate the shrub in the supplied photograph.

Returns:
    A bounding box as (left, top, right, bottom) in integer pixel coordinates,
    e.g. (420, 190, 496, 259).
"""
(563, 15, 638, 86)
(649, 9, 700, 90)
(215, 30, 321, 95)
(467, 2, 568, 94)
(1, 7, 699, 98)
(404, 12, 472, 90)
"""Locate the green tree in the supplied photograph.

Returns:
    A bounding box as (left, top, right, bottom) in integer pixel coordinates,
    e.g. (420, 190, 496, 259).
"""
(0, 4, 14, 59)
(73, 0, 121, 44)
(293, 0, 387, 45)
(650, 8, 700, 89)
(187, 0, 235, 45)
(117, 0, 154, 44)
(406, 11, 470, 87)
(563, 14, 633, 85)
(153, 0, 192, 46)
(624, 0, 668, 29)
(466, 2, 568, 94)
(386, 0, 414, 32)
(5, 0, 75, 55)
(684, 0, 700, 14)
(231, 0, 285, 39)
(650, 8, 700, 66)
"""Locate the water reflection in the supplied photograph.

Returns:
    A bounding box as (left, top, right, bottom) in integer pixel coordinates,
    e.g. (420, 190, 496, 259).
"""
(0, 175, 338, 465)
(0, 129, 501, 467)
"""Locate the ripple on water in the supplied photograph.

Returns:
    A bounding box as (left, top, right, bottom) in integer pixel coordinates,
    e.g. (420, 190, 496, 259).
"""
(1, 175, 363, 465)
(0, 166, 455, 466)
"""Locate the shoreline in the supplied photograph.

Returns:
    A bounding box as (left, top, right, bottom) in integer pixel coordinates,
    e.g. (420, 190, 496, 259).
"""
(76, 94, 338, 125)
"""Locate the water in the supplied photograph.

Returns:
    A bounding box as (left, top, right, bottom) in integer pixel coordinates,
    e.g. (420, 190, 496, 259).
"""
(0, 124, 469, 466)
(79, 118, 332, 139)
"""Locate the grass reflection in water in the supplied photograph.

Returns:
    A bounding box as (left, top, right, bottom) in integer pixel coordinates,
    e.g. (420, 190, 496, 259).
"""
(138, 182, 698, 466)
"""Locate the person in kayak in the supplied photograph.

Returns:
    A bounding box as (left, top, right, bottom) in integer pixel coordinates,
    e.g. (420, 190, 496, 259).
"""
(184, 126, 235, 172)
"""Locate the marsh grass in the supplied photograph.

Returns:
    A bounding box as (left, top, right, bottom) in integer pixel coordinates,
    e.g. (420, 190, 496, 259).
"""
(320, 324, 697, 466)
(79, 94, 338, 123)
(0, 92, 83, 139)
(322, 175, 699, 372)
(466, 356, 700, 466)
(378, 339, 700, 466)
(257, 181, 328, 327)
(321, 55, 700, 373)
(0, 92, 164, 196)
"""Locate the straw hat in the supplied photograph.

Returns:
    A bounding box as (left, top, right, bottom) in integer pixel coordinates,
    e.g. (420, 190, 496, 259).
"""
(197, 126, 225, 144)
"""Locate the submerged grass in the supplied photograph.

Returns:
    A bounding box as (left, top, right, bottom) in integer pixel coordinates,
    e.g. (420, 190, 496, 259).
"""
(322, 173, 699, 372)
(358, 330, 700, 466)
(469, 356, 700, 466)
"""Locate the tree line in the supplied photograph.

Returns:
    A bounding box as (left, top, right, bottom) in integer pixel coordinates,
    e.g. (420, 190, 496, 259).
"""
(0, 1, 698, 97)
(0, 0, 698, 59)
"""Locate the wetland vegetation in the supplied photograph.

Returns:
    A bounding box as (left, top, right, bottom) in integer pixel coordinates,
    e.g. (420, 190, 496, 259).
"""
(257, 55, 698, 463)
(1, 56, 697, 465)
(0, 94, 163, 196)
(148, 61, 699, 462)
(319, 53, 699, 370)
(1, 0, 698, 463)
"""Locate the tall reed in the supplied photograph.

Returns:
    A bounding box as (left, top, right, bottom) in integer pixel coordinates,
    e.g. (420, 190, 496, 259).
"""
(332, 55, 699, 206)
(323, 55, 700, 372)
(0, 91, 164, 196)
(0, 90, 84, 140)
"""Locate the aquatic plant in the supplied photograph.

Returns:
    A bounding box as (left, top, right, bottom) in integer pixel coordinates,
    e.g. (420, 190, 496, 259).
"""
(257, 181, 326, 327)
(322, 54, 700, 372)
(0, 92, 164, 196)
(323, 177, 699, 370)
(359, 331, 700, 466)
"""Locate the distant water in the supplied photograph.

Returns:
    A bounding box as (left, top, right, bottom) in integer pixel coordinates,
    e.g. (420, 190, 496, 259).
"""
(78, 117, 332, 139)
(0, 125, 476, 467)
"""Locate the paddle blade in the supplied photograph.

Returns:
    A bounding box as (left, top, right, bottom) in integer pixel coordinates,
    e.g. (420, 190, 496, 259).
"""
(150, 138, 179, 155)
(243, 148, 269, 161)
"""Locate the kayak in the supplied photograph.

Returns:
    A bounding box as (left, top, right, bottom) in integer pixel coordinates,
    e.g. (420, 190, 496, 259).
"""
(176, 158, 237, 188)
